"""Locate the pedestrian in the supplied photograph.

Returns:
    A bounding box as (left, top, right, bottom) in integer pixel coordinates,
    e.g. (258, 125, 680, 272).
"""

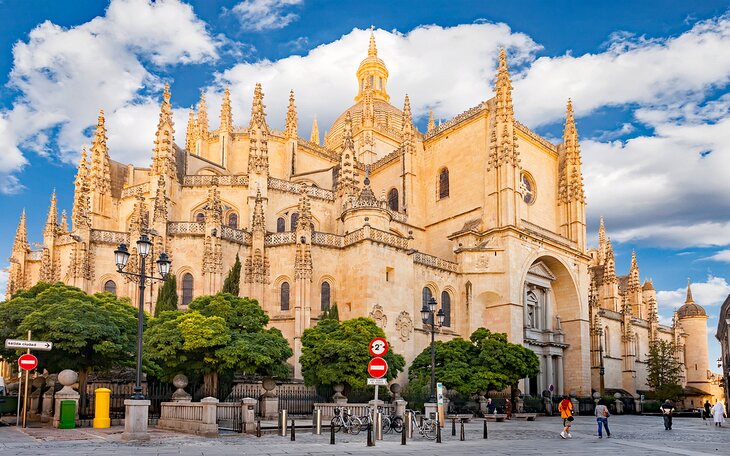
(704, 400, 711, 420)
(594, 399, 611, 438)
(505, 399, 512, 420)
(558, 395, 574, 439)
(487, 398, 496, 415)
(711, 401, 726, 427)
(660, 399, 675, 430)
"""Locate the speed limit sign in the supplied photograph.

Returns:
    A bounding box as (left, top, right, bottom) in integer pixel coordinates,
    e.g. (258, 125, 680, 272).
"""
(369, 337, 388, 357)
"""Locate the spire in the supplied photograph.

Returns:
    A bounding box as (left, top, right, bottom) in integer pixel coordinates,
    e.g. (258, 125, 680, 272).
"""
(151, 83, 177, 179)
(427, 110, 435, 132)
(603, 238, 616, 283)
(185, 107, 198, 152)
(197, 91, 209, 139)
(336, 111, 358, 198)
(152, 174, 168, 223)
(251, 188, 265, 232)
(488, 48, 520, 171)
(72, 146, 91, 231)
(89, 109, 111, 195)
(220, 87, 233, 132)
(559, 98, 585, 203)
(310, 115, 320, 145)
(12, 209, 27, 252)
(598, 216, 606, 246)
(44, 190, 58, 236)
(247, 83, 270, 174)
(402, 94, 413, 127)
(368, 28, 377, 57)
(59, 210, 68, 232)
(628, 250, 640, 290)
(357, 166, 378, 205)
(355, 27, 389, 102)
(685, 278, 694, 304)
(402, 94, 415, 150)
(494, 49, 515, 124)
(249, 83, 267, 129)
(285, 89, 297, 139)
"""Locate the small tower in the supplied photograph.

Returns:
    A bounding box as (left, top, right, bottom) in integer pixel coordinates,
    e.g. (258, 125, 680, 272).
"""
(677, 279, 711, 393)
(355, 28, 389, 102)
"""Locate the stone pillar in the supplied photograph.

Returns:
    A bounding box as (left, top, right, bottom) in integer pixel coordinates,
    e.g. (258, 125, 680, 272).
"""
(28, 377, 45, 421)
(394, 399, 407, 417)
(332, 384, 347, 404)
(53, 370, 80, 428)
(242, 397, 257, 434)
(424, 402, 437, 420)
(41, 375, 57, 423)
(546, 355, 554, 392)
(122, 399, 150, 441)
(614, 392, 624, 415)
(556, 355, 564, 396)
(478, 392, 488, 415)
(200, 397, 218, 437)
(260, 378, 279, 419)
(171, 374, 192, 402)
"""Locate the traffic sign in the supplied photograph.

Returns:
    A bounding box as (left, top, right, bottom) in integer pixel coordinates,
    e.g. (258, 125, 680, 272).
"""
(367, 357, 388, 379)
(5, 339, 53, 351)
(369, 337, 388, 357)
(18, 354, 38, 371)
(367, 378, 388, 386)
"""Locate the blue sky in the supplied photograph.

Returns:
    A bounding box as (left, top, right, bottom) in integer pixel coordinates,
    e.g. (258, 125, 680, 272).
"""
(1, 0, 730, 370)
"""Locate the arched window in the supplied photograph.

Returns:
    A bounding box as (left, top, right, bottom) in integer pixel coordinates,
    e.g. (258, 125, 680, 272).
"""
(195, 212, 205, 223)
(526, 291, 539, 329)
(321, 282, 331, 312)
(277, 217, 286, 233)
(520, 172, 535, 205)
(228, 213, 238, 229)
(291, 213, 299, 231)
(104, 280, 117, 295)
(182, 273, 194, 306)
(438, 168, 449, 199)
(280, 282, 290, 311)
(387, 188, 399, 212)
(441, 290, 451, 327)
(422, 287, 433, 309)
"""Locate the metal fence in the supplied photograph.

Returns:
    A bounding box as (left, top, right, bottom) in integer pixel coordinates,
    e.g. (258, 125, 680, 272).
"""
(80, 381, 174, 420)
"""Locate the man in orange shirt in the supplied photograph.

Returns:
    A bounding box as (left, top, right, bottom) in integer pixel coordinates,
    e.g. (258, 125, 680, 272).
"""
(558, 395, 574, 439)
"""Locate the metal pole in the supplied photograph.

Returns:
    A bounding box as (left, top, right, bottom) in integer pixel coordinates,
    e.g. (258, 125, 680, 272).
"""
(133, 255, 145, 400)
(375, 411, 383, 440)
(15, 371, 21, 426)
(313, 409, 321, 435)
(290, 418, 296, 441)
(483, 418, 488, 439)
(599, 330, 605, 396)
(21, 330, 30, 428)
(430, 313, 436, 403)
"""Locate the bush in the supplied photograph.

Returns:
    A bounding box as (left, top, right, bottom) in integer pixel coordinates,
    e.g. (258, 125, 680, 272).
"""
(642, 400, 661, 413)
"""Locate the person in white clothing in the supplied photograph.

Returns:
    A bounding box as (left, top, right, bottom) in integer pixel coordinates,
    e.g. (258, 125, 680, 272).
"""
(712, 401, 726, 427)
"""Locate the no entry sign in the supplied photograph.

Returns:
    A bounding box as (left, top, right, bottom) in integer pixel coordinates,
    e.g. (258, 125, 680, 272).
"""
(18, 353, 38, 371)
(369, 337, 388, 357)
(367, 357, 388, 379)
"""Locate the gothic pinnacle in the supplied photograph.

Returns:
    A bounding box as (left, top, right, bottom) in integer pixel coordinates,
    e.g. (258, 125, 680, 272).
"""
(249, 83, 267, 129)
(285, 89, 297, 139)
(368, 28, 377, 57)
(197, 90, 209, 138)
(494, 48, 515, 123)
(220, 86, 233, 132)
(45, 190, 58, 230)
(427, 110, 435, 132)
(90, 109, 111, 195)
(186, 107, 197, 152)
(13, 209, 27, 250)
(685, 278, 694, 303)
(310, 115, 320, 145)
(403, 94, 412, 125)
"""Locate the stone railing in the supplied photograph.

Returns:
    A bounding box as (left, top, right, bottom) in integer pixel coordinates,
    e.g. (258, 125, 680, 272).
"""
(220, 226, 251, 245)
(370, 149, 402, 172)
(265, 231, 296, 246)
(423, 102, 487, 141)
(369, 227, 409, 250)
(56, 234, 76, 245)
(167, 222, 205, 236)
(311, 231, 344, 248)
(314, 403, 395, 421)
(182, 175, 249, 187)
(268, 177, 335, 201)
(90, 229, 130, 245)
(389, 210, 408, 224)
(342, 196, 387, 212)
(515, 121, 558, 152)
(157, 397, 218, 437)
(413, 252, 459, 273)
(343, 229, 365, 246)
(121, 183, 149, 199)
(520, 219, 576, 248)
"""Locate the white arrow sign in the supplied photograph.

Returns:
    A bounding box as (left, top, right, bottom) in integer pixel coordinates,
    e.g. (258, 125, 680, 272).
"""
(4, 339, 53, 351)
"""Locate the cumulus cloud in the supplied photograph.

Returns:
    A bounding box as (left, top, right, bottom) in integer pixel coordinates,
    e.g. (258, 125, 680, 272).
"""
(657, 275, 730, 309)
(705, 249, 730, 263)
(230, 0, 303, 31)
(0, 268, 7, 299)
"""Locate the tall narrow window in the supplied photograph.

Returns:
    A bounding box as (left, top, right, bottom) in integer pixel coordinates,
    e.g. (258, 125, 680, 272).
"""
(441, 290, 451, 327)
(465, 281, 472, 308)
(280, 282, 290, 311)
(422, 287, 433, 310)
(277, 217, 286, 233)
(526, 291, 539, 329)
(196, 212, 205, 223)
(291, 213, 299, 231)
(228, 213, 238, 229)
(182, 273, 194, 306)
(604, 326, 610, 357)
(104, 280, 117, 295)
(387, 188, 399, 212)
(321, 282, 331, 312)
(438, 168, 449, 199)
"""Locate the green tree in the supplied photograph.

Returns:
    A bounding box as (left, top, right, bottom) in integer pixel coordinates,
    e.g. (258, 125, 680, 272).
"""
(144, 292, 292, 391)
(300, 317, 405, 390)
(646, 339, 684, 401)
(222, 254, 241, 296)
(154, 274, 178, 316)
(0, 282, 139, 391)
(409, 328, 540, 395)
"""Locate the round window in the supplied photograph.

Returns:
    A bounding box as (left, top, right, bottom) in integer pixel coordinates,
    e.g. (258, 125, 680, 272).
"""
(521, 173, 535, 205)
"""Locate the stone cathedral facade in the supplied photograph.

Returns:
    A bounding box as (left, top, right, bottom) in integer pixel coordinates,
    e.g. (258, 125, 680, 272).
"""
(5, 33, 717, 400)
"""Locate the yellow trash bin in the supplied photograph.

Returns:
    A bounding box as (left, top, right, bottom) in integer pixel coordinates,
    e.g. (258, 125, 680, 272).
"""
(93, 387, 111, 428)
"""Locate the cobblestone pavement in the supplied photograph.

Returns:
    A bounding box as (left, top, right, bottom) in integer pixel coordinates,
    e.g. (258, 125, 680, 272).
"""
(1, 415, 729, 455)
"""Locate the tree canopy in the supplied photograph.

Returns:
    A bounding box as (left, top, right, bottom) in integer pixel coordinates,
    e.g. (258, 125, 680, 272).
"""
(222, 255, 241, 296)
(646, 339, 684, 401)
(300, 317, 405, 390)
(0, 282, 138, 376)
(409, 328, 540, 395)
(144, 292, 292, 383)
(154, 274, 178, 316)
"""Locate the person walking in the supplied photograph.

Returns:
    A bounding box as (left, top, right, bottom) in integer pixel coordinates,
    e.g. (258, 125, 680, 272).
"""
(558, 395, 574, 439)
(704, 400, 712, 421)
(505, 399, 512, 420)
(711, 401, 726, 427)
(660, 399, 675, 430)
(595, 399, 611, 438)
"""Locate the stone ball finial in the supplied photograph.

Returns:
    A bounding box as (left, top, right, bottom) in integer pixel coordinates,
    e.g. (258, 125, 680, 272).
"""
(592, 392, 601, 399)
(613, 392, 622, 399)
(172, 374, 189, 389)
(58, 369, 78, 387)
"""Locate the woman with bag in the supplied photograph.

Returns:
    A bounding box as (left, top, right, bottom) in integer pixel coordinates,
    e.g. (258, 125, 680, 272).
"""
(558, 395, 574, 439)
(594, 399, 611, 438)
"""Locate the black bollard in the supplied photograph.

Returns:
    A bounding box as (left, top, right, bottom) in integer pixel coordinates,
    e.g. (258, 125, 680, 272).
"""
(460, 419, 465, 441)
(330, 423, 335, 445)
(367, 421, 374, 447)
(291, 418, 296, 441)
(483, 419, 488, 439)
(256, 419, 261, 438)
(452, 418, 456, 436)
(401, 422, 407, 445)
(436, 416, 442, 443)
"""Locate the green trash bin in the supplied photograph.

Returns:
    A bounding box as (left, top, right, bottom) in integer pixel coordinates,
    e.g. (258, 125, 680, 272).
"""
(59, 400, 76, 429)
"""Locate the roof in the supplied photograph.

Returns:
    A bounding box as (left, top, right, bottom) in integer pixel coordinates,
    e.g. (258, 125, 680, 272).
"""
(678, 302, 707, 318)
(326, 99, 404, 150)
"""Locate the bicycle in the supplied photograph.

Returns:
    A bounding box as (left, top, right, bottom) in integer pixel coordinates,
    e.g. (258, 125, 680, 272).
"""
(331, 407, 362, 434)
(360, 406, 392, 434)
(388, 411, 404, 433)
(405, 409, 437, 440)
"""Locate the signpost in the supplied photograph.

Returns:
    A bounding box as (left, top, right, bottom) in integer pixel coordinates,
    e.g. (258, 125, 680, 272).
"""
(367, 357, 388, 379)
(5, 339, 53, 351)
(5, 332, 52, 428)
(18, 354, 38, 371)
(368, 338, 389, 443)
(369, 337, 388, 357)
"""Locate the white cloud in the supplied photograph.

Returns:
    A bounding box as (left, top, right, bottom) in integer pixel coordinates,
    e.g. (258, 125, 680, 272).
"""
(657, 275, 730, 310)
(0, 267, 7, 300)
(0, 0, 219, 189)
(230, 0, 303, 31)
(705, 249, 730, 263)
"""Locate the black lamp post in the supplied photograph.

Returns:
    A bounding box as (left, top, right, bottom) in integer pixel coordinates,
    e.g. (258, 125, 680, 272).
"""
(598, 327, 605, 395)
(114, 234, 171, 400)
(421, 296, 445, 403)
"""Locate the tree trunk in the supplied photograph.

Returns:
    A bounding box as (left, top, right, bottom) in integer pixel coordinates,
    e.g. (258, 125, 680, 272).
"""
(78, 368, 90, 414)
(203, 371, 218, 398)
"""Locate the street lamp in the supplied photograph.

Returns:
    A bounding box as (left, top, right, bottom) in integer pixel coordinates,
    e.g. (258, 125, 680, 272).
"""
(421, 296, 445, 403)
(598, 327, 605, 395)
(114, 234, 171, 399)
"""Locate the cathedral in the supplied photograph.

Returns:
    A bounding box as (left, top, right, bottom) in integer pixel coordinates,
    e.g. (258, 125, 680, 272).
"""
(4, 32, 719, 401)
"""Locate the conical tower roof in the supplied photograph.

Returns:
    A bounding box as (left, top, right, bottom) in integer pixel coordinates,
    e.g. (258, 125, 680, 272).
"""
(677, 278, 706, 318)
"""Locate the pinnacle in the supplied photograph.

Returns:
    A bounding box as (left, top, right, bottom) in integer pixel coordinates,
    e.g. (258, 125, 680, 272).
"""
(685, 278, 694, 303)
(427, 110, 435, 132)
(368, 28, 377, 57)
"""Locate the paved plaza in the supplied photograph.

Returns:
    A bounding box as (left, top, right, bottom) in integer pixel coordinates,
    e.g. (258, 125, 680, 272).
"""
(1, 415, 729, 455)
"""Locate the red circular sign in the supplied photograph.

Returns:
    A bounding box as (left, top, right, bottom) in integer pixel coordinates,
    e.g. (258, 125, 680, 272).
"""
(367, 357, 388, 379)
(369, 337, 388, 357)
(18, 353, 38, 371)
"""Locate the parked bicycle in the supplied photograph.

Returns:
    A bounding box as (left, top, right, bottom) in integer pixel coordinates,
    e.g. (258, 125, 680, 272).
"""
(331, 407, 362, 434)
(360, 406, 392, 434)
(405, 409, 437, 440)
